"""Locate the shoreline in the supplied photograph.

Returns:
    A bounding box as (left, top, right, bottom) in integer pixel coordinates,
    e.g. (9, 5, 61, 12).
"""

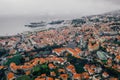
(0, 24, 68, 38)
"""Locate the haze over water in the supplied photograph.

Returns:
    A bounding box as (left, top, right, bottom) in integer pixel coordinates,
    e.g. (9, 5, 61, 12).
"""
(0, 16, 64, 36)
(0, 0, 120, 36)
(0, 15, 80, 36)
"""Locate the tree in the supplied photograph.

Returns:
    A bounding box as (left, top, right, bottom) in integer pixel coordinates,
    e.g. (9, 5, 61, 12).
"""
(0, 69, 6, 80)
(67, 54, 87, 73)
(4, 54, 24, 66)
(32, 64, 41, 76)
(31, 64, 50, 77)
(16, 75, 31, 80)
(0, 48, 7, 57)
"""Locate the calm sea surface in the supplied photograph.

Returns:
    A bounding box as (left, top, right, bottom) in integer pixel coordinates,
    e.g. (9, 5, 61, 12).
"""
(0, 15, 81, 36)
(0, 16, 64, 36)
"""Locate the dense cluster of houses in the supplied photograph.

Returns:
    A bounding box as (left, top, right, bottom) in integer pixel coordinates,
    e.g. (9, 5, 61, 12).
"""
(0, 12, 120, 80)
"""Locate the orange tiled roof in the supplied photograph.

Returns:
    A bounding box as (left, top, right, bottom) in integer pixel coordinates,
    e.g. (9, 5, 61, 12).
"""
(116, 56, 120, 60)
(75, 48, 81, 52)
(88, 68, 95, 74)
(50, 71, 56, 76)
(39, 58, 46, 64)
(91, 65, 96, 69)
(7, 72, 15, 80)
(40, 74, 46, 77)
(110, 78, 118, 80)
(10, 63, 18, 71)
(53, 47, 82, 58)
(35, 77, 46, 80)
(67, 48, 81, 57)
(73, 73, 81, 79)
(82, 72, 90, 79)
(67, 65, 75, 70)
(47, 77, 54, 80)
(0, 66, 4, 69)
(48, 63, 56, 69)
(58, 69, 65, 73)
(60, 74, 68, 79)
(71, 69, 76, 74)
(25, 70, 31, 75)
(53, 48, 65, 54)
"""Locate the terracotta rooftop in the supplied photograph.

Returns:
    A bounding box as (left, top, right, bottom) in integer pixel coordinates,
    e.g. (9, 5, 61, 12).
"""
(7, 72, 15, 80)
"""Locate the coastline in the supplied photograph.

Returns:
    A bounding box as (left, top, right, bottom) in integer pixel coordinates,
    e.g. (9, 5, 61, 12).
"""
(0, 24, 68, 38)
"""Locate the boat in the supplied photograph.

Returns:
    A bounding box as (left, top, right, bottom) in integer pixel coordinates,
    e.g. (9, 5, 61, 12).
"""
(48, 20, 64, 25)
(25, 21, 46, 28)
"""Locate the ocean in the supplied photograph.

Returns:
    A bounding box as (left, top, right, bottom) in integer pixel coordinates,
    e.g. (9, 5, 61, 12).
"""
(0, 15, 65, 36)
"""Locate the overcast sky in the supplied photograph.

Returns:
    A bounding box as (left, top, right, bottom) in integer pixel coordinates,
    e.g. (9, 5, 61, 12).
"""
(0, 0, 120, 17)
